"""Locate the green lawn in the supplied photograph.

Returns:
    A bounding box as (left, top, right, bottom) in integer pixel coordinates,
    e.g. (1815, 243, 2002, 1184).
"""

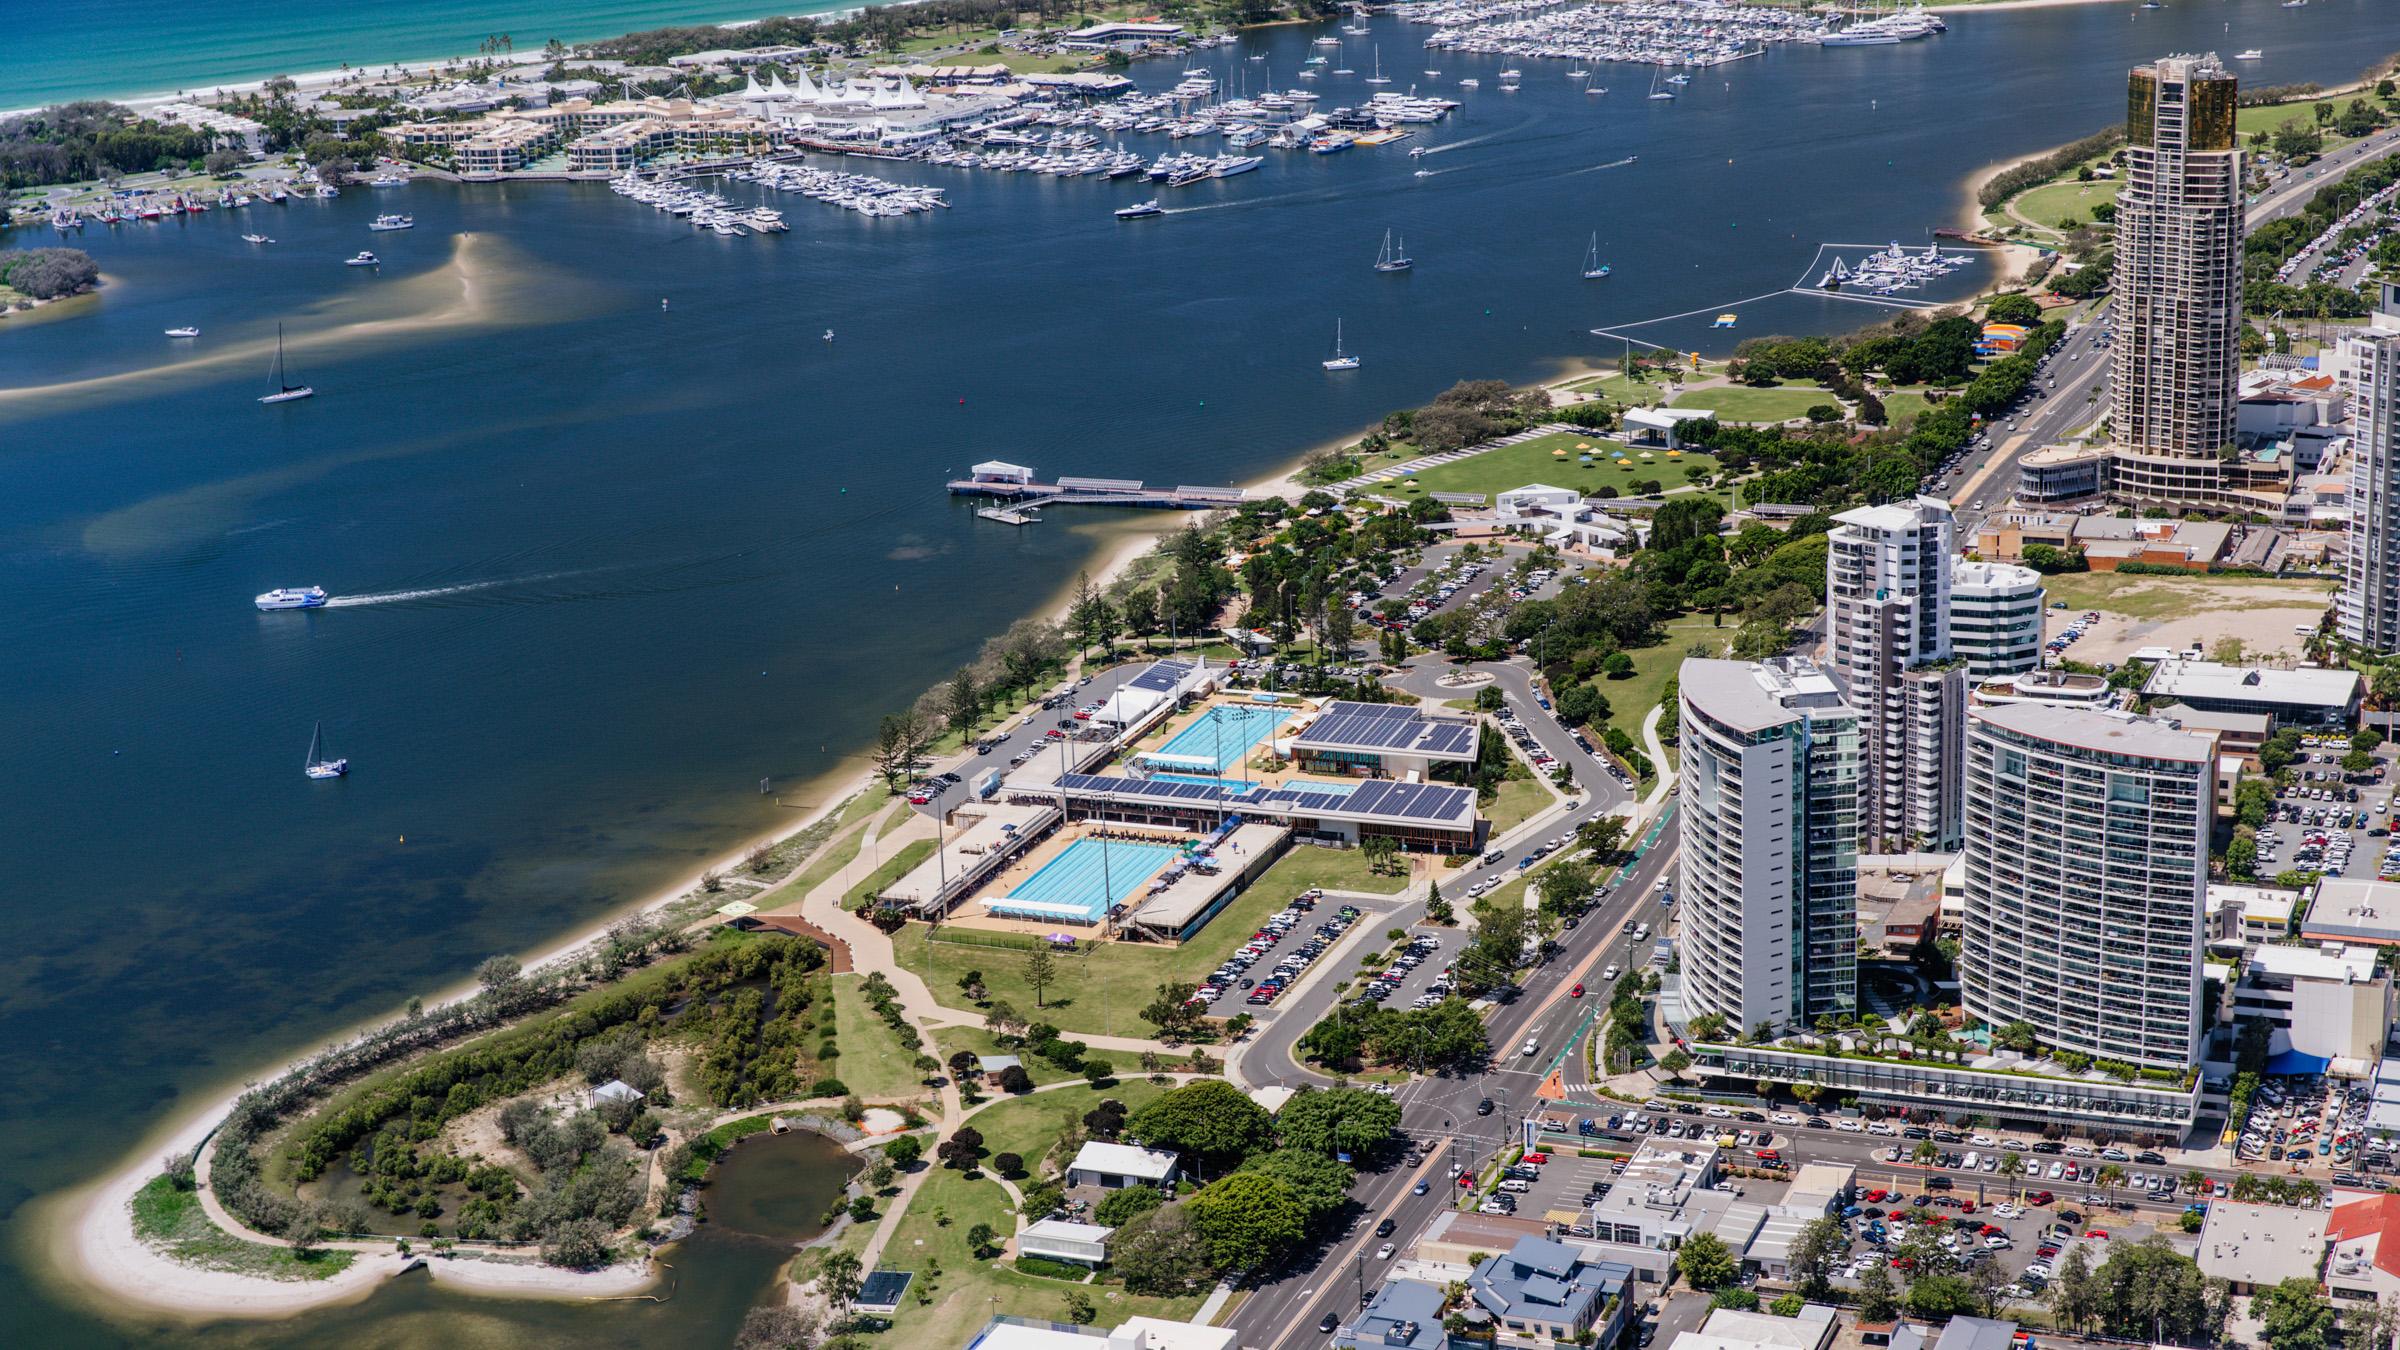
(933, 1026, 1075, 1087)
(877, 1088, 1203, 1346)
(1396, 431, 1721, 505)
(1877, 386, 1950, 425)
(2034, 572, 2338, 622)
(831, 975, 933, 1099)
(1557, 373, 1669, 406)
(848, 839, 936, 911)
(1483, 774, 1555, 837)
(970, 1080, 1174, 1174)
(2013, 176, 2122, 231)
(897, 848, 1358, 1037)
(1666, 383, 1833, 424)
(1586, 614, 1724, 769)
(131, 1176, 357, 1281)
(1253, 843, 1412, 895)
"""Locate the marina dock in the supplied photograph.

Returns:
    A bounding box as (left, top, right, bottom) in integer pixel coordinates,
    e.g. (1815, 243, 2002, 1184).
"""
(950, 462, 1248, 514)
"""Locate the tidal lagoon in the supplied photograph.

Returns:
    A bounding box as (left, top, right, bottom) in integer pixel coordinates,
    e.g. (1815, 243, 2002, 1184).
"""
(3, 2, 2396, 1345)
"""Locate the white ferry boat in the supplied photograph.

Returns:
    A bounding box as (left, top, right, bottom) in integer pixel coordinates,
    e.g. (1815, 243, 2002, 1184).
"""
(256, 586, 330, 610)
(368, 214, 414, 231)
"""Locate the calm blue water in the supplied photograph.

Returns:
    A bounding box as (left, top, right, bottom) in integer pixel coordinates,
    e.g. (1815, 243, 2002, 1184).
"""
(1149, 707, 1292, 771)
(1, 2, 2394, 1346)
(0, 0, 847, 109)
(998, 837, 1182, 918)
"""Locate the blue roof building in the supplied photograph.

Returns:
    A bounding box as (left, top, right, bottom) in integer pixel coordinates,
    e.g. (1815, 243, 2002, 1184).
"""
(1467, 1237, 1631, 1345)
(1336, 1278, 1450, 1350)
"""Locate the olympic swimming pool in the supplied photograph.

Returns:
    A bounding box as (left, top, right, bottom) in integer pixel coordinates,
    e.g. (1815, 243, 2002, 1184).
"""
(992, 837, 1183, 922)
(1143, 705, 1291, 773)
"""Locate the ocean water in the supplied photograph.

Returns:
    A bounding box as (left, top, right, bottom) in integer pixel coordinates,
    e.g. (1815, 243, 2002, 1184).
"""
(0, 0, 847, 109)
(1, 2, 2393, 1346)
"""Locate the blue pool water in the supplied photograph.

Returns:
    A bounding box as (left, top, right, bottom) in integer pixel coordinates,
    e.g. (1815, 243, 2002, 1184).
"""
(1146, 706, 1292, 773)
(996, 837, 1182, 921)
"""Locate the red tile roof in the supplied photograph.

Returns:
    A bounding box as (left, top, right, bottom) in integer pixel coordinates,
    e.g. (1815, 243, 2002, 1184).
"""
(2328, 1195, 2400, 1281)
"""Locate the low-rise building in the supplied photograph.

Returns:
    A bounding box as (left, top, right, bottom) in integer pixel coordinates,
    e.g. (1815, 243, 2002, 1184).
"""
(150, 102, 267, 153)
(2206, 883, 2299, 948)
(2154, 703, 2272, 763)
(1930, 1318, 2022, 1350)
(2326, 1193, 2400, 1305)
(1968, 668, 2116, 710)
(2301, 878, 2400, 948)
(1065, 1141, 1180, 1190)
(1587, 1142, 1720, 1251)
(1018, 1218, 1112, 1266)
(2142, 656, 2362, 729)
(2195, 1200, 2331, 1294)
(1289, 700, 1481, 781)
(1665, 1302, 1838, 1350)
(1856, 863, 1945, 957)
(2229, 943, 2395, 1069)
(1466, 1237, 1631, 1346)
(1335, 1278, 1450, 1350)
(964, 1315, 1235, 1350)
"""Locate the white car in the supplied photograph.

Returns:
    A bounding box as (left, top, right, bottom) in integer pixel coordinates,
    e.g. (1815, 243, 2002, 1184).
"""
(1377, 1243, 1396, 1260)
(1771, 1113, 1802, 1126)
(1520, 1039, 1540, 1057)
(1705, 1105, 1734, 1119)
(1834, 1119, 1865, 1133)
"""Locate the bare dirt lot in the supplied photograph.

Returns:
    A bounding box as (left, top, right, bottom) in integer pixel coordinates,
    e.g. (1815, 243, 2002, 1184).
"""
(2039, 573, 2339, 666)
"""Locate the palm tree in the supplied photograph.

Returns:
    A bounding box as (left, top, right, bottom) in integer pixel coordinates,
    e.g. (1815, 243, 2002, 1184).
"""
(2182, 1168, 2209, 1196)
(1913, 1139, 1940, 1166)
(2095, 1163, 2125, 1189)
(1998, 1150, 2027, 1192)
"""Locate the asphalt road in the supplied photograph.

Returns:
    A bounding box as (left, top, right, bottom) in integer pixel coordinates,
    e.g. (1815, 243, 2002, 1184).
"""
(903, 660, 1151, 818)
(1224, 810, 1685, 1350)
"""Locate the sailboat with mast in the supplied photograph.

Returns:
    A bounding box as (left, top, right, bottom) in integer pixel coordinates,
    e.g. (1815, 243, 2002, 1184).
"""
(1647, 65, 1676, 100)
(1321, 319, 1360, 371)
(1582, 234, 1611, 279)
(257, 323, 314, 403)
(303, 722, 349, 780)
(1366, 47, 1390, 85)
(1374, 229, 1412, 273)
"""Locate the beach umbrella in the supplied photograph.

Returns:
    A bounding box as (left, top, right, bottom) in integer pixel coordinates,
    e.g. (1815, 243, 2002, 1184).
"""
(1639, 451, 1655, 459)
(1576, 442, 1592, 450)
(1666, 450, 1682, 457)
(1616, 458, 1633, 466)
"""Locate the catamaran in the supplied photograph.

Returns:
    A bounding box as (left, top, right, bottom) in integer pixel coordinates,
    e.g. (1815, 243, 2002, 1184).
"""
(256, 585, 329, 610)
(258, 324, 315, 404)
(303, 721, 349, 780)
(1322, 319, 1360, 371)
(1374, 230, 1412, 273)
(1583, 234, 1612, 279)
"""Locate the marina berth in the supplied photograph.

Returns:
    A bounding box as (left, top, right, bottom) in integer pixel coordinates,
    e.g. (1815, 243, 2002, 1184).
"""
(1412, 0, 1853, 69)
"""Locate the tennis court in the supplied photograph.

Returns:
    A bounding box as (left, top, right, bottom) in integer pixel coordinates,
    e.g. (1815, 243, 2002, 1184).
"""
(1143, 705, 1291, 773)
(991, 836, 1182, 923)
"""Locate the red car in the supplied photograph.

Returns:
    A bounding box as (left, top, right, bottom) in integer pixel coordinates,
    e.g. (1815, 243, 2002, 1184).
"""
(1523, 1152, 1549, 1165)
(908, 792, 933, 805)
(2085, 1229, 2109, 1240)
(1570, 983, 1586, 999)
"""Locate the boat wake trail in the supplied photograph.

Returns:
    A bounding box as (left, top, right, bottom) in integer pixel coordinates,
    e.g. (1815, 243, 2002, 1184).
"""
(1420, 123, 1531, 155)
(1558, 156, 1640, 179)
(322, 571, 594, 606)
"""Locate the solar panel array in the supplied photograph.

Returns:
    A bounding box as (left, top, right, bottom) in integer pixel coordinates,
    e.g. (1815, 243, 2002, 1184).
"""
(1127, 661, 1195, 694)
(1296, 701, 1480, 759)
(1052, 771, 1471, 825)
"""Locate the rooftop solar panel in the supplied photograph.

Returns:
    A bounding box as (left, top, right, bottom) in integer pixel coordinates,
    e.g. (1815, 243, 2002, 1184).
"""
(1128, 661, 1194, 694)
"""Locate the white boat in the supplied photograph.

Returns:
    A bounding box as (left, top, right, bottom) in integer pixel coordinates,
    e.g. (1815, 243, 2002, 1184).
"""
(303, 721, 349, 780)
(1374, 229, 1412, 273)
(1647, 67, 1676, 100)
(165, 327, 199, 338)
(1568, 69, 1589, 79)
(2235, 48, 2264, 59)
(1322, 318, 1360, 371)
(1583, 233, 1611, 279)
(367, 213, 413, 231)
(1366, 47, 1390, 85)
(1413, 169, 1434, 178)
(242, 233, 271, 244)
(823, 329, 835, 342)
(345, 251, 379, 267)
(1459, 77, 1479, 89)
(256, 585, 329, 611)
(258, 324, 315, 404)
(1115, 199, 1164, 219)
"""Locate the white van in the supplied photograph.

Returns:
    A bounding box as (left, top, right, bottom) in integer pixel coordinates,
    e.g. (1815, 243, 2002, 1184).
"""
(1499, 1179, 1534, 1193)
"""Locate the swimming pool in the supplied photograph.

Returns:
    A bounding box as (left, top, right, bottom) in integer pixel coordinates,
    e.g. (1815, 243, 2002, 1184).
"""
(992, 837, 1183, 922)
(1149, 772, 1266, 793)
(1144, 705, 1291, 773)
